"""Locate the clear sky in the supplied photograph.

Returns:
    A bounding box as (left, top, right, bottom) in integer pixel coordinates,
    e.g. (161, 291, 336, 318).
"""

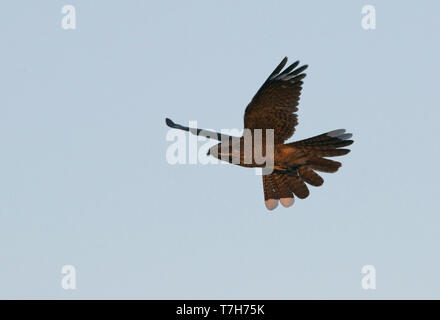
(1, 0, 439, 299)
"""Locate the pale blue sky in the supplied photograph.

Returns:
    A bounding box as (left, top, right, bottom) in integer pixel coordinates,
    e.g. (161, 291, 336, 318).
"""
(0, 0, 439, 299)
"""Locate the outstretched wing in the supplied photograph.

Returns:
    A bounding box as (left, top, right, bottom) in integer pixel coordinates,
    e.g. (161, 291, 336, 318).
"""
(244, 57, 308, 144)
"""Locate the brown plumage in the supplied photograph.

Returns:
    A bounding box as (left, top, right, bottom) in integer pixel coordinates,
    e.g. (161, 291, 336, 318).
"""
(165, 57, 353, 211)
(243, 57, 353, 210)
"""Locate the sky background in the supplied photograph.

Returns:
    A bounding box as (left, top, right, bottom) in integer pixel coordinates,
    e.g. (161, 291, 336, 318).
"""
(1, 0, 439, 299)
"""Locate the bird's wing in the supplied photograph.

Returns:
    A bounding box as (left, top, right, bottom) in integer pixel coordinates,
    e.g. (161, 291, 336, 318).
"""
(244, 57, 308, 144)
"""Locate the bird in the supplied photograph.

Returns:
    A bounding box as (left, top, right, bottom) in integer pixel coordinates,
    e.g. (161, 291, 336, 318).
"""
(165, 57, 353, 211)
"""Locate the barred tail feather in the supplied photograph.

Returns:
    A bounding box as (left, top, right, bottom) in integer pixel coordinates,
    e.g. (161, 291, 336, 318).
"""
(308, 158, 341, 173)
(263, 174, 296, 210)
(298, 167, 324, 186)
(292, 129, 353, 148)
(262, 129, 353, 211)
(263, 173, 312, 210)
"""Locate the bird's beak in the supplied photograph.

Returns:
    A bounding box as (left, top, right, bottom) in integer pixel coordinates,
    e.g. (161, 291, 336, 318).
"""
(206, 149, 210, 156)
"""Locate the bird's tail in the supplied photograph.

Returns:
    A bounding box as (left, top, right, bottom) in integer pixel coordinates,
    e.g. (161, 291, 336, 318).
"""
(263, 129, 353, 210)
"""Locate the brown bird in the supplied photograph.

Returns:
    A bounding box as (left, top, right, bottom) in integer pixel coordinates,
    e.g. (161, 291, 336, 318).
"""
(166, 57, 353, 210)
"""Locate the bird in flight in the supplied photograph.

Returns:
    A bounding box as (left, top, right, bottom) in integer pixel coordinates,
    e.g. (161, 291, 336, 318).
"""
(166, 57, 353, 210)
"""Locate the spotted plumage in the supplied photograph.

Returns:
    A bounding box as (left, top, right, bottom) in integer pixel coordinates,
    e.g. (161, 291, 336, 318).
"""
(166, 57, 353, 211)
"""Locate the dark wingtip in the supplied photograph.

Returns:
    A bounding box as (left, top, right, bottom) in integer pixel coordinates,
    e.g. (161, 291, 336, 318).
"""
(165, 118, 174, 127)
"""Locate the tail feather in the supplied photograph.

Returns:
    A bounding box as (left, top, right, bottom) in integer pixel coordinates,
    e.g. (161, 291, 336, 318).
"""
(308, 158, 341, 173)
(263, 175, 278, 200)
(273, 174, 295, 198)
(263, 174, 297, 210)
(262, 129, 353, 211)
(292, 129, 353, 147)
(298, 167, 324, 186)
(302, 148, 350, 158)
(263, 172, 312, 210)
(286, 175, 310, 199)
(291, 128, 352, 172)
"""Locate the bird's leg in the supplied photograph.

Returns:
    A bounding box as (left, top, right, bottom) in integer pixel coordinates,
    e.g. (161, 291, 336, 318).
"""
(165, 118, 235, 141)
